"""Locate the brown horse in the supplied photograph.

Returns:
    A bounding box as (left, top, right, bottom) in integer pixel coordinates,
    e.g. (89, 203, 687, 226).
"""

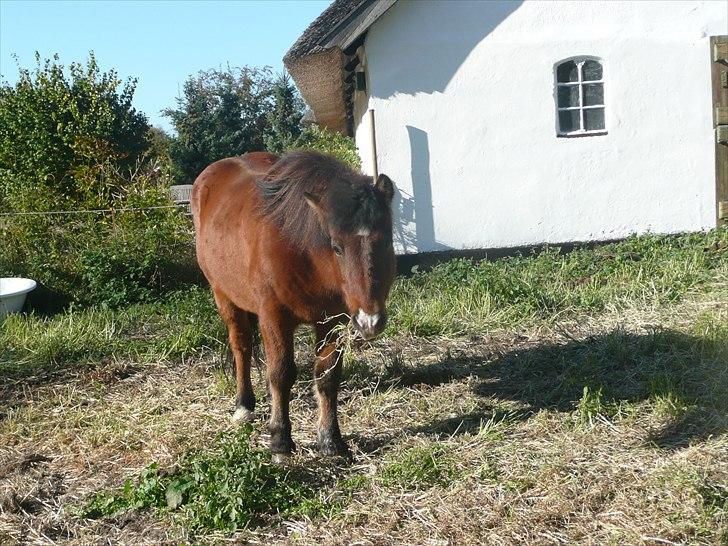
(191, 150, 396, 461)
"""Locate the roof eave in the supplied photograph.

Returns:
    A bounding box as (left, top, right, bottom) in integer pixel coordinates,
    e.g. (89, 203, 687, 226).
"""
(284, 0, 398, 135)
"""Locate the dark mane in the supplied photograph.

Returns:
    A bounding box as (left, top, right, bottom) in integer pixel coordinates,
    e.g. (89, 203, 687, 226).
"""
(257, 150, 388, 249)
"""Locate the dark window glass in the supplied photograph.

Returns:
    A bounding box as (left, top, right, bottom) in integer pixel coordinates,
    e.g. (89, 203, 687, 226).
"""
(584, 108, 605, 131)
(559, 110, 581, 133)
(582, 83, 604, 106)
(557, 85, 580, 108)
(582, 60, 603, 81)
(556, 61, 578, 83)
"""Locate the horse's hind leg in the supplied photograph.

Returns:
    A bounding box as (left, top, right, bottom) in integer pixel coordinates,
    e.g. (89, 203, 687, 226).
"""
(314, 318, 351, 459)
(213, 289, 256, 422)
(259, 310, 297, 461)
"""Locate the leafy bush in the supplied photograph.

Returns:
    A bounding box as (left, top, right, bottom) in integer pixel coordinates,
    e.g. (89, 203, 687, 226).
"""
(82, 426, 327, 533)
(164, 66, 362, 181)
(264, 74, 305, 154)
(0, 52, 150, 206)
(286, 124, 361, 169)
(164, 66, 283, 183)
(0, 158, 193, 306)
(0, 53, 193, 307)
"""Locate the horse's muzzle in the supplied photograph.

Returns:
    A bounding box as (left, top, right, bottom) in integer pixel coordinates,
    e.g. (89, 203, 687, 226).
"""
(352, 309, 387, 340)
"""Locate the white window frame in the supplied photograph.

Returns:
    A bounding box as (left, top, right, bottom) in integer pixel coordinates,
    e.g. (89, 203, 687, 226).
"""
(555, 57, 607, 137)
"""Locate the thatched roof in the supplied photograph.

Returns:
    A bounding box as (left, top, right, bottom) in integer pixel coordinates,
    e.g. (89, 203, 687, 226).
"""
(284, 0, 397, 135)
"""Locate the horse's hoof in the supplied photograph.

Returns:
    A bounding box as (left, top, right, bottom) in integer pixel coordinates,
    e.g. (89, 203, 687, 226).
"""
(232, 407, 255, 423)
(271, 453, 292, 465)
(318, 439, 353, 461)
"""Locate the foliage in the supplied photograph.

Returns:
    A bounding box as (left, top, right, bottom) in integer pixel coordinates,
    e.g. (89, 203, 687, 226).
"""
(0, 52, 150, 207)
(146, 126, 175, 168)
(163, 64, 361, 181)
(287, 124, 361, 169)
(163, 66, 277, 183)
(0, 158, 193, 306)
(264, 74, 305, 154)
(0, 53, 191, 306)
(82, 426, 326, 533)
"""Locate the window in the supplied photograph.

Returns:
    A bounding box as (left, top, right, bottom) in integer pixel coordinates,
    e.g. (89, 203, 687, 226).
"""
(555, 57, 606, 136)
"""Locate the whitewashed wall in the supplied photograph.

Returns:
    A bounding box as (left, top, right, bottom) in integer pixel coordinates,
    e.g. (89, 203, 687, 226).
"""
(354, 0, 727, 254)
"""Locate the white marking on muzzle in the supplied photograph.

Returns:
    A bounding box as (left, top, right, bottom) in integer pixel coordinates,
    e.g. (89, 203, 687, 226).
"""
(357, 228, 370, 237)
(356, 309, 380, 331)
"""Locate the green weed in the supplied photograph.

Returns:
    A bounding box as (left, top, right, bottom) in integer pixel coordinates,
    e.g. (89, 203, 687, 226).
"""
(82, 426, 328, 533)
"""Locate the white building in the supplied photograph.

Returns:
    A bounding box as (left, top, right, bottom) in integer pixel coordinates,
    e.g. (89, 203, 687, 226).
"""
(285, 0, 728, 255)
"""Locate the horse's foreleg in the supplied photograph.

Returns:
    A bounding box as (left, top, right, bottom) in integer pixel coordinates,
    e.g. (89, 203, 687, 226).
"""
(213, 289, 256, 422)
(314, 319, 351, 459)
(259, 311, 297, 461)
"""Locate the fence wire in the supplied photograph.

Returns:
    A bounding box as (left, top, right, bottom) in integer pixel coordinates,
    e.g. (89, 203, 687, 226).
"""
(0, 203, 188, 218)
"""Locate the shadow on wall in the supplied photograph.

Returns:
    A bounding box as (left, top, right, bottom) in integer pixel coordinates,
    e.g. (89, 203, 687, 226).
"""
(375, 1, 523, 253)
(371, 0, 523, 99)
(393, 126, 451, 253)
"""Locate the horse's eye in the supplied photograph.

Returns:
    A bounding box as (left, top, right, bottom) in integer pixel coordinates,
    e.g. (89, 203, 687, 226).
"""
(332, 243, 343, 256)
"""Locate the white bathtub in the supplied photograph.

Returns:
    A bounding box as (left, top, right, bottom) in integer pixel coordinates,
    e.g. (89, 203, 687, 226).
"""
(0, 278, 37, 318)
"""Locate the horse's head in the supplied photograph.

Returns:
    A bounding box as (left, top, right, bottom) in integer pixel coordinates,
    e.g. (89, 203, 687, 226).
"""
(305, 173, 396, 340)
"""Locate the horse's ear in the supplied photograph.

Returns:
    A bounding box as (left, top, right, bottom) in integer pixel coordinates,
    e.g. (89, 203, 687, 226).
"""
(375, 174, 394, 201)
(304, 192, 327, 224)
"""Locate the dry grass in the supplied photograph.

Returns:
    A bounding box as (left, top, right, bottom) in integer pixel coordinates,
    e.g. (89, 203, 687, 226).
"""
(2, 293, 726, 545)
(1, 231, 727, 545)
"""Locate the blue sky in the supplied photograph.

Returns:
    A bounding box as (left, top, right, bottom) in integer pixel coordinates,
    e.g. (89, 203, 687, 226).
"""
(0, 0, 330, 131)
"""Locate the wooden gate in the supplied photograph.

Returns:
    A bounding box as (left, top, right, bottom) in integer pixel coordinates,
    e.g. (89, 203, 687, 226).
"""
(711, 36, 728, 225)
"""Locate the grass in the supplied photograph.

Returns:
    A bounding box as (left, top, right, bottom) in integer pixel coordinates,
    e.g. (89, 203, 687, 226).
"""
(2, 230, 726, 378)
(388, 229, 728, 336)
(1, 229, 727, 544)
(379, 444, 457, 489)
(80, 425, 329, 534)
(0, 285, 225, 379)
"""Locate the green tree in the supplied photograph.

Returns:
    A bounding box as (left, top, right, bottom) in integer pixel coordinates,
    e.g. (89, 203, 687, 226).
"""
(146, 126, 175, 169)
(264, 74, 305, 154)
(0, 52, 151, 210)
(163, 66, 276, 183)
(0, 53, 191, 307)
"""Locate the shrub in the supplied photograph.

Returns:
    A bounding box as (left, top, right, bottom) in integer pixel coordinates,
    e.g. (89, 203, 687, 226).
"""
(0, 52, 150, 206)
(286, 125, 361, 169)
(0, 159, 193, 307)
(0, 53, 192, 307)
(164, 66, 278, 183)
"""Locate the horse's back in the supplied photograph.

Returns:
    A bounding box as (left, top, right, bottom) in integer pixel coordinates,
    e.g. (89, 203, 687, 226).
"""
(191, 152, 278, 303)
(191, 152, 277, 229)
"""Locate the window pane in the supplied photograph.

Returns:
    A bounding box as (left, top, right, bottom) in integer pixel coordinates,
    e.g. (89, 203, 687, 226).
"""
(584, 108, 605, 131)
(559, 109, 581, 133)
(583, 83, 604, 106)
(582, 60, 603, 81)
(557, 85, 580, 107)
(556, 61, 578, 83)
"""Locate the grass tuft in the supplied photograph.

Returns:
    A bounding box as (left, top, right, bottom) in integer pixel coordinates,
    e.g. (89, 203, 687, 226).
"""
(380, 444, 457, 489)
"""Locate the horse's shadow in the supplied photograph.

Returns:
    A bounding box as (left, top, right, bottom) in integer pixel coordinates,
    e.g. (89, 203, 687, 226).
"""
(344, 327, 728, 451)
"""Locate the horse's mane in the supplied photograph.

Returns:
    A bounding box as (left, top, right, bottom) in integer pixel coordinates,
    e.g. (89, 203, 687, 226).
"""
(256, 151, 388, 249)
